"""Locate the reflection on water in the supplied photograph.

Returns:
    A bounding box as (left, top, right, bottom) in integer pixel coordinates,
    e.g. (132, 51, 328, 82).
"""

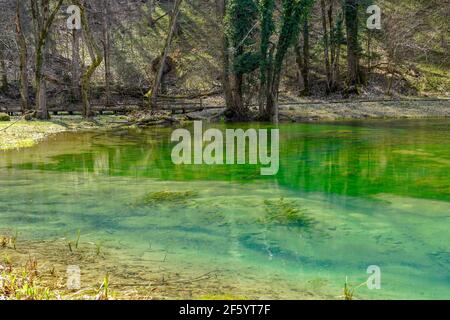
(0, 119, 449, 299)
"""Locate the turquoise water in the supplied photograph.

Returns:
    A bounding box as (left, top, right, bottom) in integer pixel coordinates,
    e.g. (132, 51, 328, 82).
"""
(0, 119, 449, 299)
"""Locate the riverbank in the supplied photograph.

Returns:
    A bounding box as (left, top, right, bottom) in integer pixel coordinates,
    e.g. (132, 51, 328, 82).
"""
(0, 116, 129, 151)
(279, 99, 450, 121)
(0, 234, 334, 300)
(1, 99, 449, 151)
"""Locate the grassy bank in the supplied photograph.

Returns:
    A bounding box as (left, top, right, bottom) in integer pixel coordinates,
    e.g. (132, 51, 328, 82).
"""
(0, 116, 129, 151)
(0, 120, 67, 151)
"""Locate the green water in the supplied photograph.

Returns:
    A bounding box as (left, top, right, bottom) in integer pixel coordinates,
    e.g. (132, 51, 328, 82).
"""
(0, 119, 449, 299)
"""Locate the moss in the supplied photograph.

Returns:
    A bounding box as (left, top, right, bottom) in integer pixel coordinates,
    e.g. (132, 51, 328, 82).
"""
(261, 198, 315, 228)
(0, 113, 10, 122)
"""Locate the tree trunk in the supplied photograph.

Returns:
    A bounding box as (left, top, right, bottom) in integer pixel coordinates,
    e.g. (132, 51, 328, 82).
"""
(0, 50, 8, 93)
(147, 0, 183, 109)
(71, 29, 81, 102)
(148, 0, 155, 27)
(302, 19, 311, 96)
(328, 1, 338, 91)
(75, 0, 103, 119)
(229, 71, 246, 119)
(320, 0, 331, 93)
(31, 0, 64, 120)
(217, 0, 233, 110)
(102, 0, 112, 107)
(344, 0, 361, 91)
(15, 0, 29, 112)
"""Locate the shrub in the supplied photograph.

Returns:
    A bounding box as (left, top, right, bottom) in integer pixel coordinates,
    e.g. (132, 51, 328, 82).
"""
(0, 113, 10, 122)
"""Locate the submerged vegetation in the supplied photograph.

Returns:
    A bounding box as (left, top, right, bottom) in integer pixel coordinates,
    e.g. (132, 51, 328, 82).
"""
(142, 190, 199, 206)
(262, 198, 315, 228)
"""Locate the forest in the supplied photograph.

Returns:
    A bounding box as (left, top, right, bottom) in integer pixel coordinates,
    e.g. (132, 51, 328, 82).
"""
(0, 0, 448, 124)
(0, 0, 449, 302)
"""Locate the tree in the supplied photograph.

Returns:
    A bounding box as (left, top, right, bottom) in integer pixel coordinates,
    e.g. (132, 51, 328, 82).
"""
(344, 0, 362, 92)
(225, 0, 259, 121)
(74, 0, 103, 119)
(147, 0, 184, 110)
(15, 0, 29, 112)
(0, 46, 7, 93)
(259, 0, 315, 123)
(217, 0, 234, 110)
(295, 17, 311, 96)
(320, 0, 331, 93)
(30, 0, 64, 120)
(102, 0, 112, 107)
(71, 27, 81, 103)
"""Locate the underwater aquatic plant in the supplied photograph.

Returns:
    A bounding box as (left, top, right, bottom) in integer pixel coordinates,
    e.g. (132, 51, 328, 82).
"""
(262, 198, 315, 228)
(67, 230, 82, 253)
(142, 190, 198, 206)
(95, 242, 103, 256)
(75, 230, 81, 249)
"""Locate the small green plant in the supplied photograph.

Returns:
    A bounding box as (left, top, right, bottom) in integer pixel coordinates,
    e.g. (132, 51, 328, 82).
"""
(343, 277, 354, 300)
(66, 230, 81, 253)
(96, 275, 110, 300)
(3, 254, 12, 268)
(342, 277, 367, 300)
(11, 231, 18, 250)
(75, 230, 81, 249)
(1, 258, 54, 300)
(95, 242, 103, 256)
(0, 236, 8, 248)
(0, 113, 10, 122)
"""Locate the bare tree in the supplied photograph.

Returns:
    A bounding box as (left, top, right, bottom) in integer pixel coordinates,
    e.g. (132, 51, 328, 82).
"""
(15, 0, 29, 111)
(30, 0, 64, 119)
(102, 0, 112, 107)
(147, 0, 183, 109)
(74, 0, 103, 119)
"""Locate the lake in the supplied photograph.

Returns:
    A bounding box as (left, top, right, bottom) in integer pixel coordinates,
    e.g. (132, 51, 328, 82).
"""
(0, 119, 449, 299)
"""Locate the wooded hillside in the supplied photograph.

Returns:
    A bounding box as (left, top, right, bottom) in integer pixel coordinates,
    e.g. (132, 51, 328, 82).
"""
(0, 0, 448, 122)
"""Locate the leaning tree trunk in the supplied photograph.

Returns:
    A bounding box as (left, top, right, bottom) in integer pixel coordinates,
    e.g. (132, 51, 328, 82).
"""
(15, 0, 29, 112)
(147, 0, 183, 110)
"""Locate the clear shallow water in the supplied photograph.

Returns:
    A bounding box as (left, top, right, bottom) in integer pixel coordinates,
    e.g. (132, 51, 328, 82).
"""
(0, 119, 449, 299)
